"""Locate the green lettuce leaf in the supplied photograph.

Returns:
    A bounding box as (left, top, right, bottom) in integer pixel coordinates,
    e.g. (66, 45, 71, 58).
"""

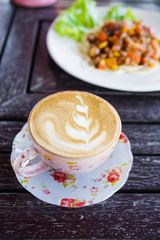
(105, 4, 137, 22)
(105, 4, 123, 21)
(54, 0, 100, 41)
(54, 2, 137, 41)
(123, 8, 137, 21)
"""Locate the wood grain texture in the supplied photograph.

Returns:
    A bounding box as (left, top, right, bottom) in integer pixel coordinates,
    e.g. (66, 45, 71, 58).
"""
(124, 155, 160, 190)
(1, 121, 160, 154)
(0, 121, 24, 152)
(0, 193, 160, 239)
(0, 154, 22, 190)
(123, 124, 160, 154)
(1, 93, 160, 122)
(0, 3, 14, 58)
(56, 0, 160, 10)
(0, 8, 38, 105)
(1, 154, 160, 191)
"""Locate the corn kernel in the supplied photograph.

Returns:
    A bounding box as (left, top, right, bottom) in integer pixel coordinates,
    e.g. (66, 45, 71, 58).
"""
(149, 63, 156, 68)
(129, 26, 136, 35)
(99, 41, 108, 49)
(122, 25, 128, 33)
(155, 39, 159, 45)
(105, 58, 117, 68)
(114, 51, 120, 57)
(129, 29, 135, 35)
(112, 65, 118, 70)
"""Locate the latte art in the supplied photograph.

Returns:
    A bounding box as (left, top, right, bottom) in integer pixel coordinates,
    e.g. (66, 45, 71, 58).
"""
(66, 95, 105, 145)
(29, 92, 121, 158)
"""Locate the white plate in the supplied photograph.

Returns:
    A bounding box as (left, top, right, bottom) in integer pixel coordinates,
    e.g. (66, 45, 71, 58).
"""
(46, 6, 160, 92)
(11, 124, 133, 207)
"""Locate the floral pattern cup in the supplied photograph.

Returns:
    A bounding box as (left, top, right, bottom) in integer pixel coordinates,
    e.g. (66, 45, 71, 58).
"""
(13, 92, 121, 177)
(11, 124, 133, 207)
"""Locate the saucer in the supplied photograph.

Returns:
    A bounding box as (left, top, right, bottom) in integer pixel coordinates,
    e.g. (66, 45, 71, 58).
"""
(11, 123, 133, 208)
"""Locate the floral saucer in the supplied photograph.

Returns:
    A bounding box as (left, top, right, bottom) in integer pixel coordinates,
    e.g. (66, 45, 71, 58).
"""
(11, 123, 133, 208)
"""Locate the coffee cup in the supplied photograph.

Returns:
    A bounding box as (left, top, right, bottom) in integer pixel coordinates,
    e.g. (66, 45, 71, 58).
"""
(14, 91, 121, 177)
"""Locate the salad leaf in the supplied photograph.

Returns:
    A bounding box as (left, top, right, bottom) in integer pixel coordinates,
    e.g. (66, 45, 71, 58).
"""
(54, 2, 138, 41)
(123, 8, 137, 21)
(105, 4, 137, 22)
(54, 0, 100, 41)
(105, 4, 123, 21)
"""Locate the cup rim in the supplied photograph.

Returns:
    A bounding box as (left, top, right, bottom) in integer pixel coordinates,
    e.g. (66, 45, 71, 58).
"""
(28, 91, 122, 159)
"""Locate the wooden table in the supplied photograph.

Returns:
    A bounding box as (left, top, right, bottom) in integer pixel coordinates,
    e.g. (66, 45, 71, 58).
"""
(0, 0, 160, 239)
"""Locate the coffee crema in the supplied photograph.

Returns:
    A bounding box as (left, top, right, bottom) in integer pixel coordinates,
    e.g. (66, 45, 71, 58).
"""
(29, 91, 121, 158)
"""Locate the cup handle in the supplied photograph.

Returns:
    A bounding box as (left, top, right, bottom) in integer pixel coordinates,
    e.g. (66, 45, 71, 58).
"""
(13, 147, 51, 177)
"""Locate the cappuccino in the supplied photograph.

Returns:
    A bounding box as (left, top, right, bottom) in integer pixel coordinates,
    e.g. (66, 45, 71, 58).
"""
(29, 91, 121, 158)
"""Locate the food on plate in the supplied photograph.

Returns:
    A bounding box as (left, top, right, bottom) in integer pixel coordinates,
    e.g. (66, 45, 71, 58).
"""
(54, 1, 160, 70)
(82, 20, 160, 70)
(54, 0, 100, 41)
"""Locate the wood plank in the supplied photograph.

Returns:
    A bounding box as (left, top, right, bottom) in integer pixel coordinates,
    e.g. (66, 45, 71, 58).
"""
(0, 154, 160, 191)
(0, 121, 24, 152)
(0, 154, 22, 190)
(0, 3, 14, 57)
(0, 193, 159, 239)
(124, 155, 160, 190)
(56, 0, 160, 10)
(1, 121, 160, 154)
(0, 8, 39, 105)
(1, 93, 160, 122)
(123, 124, 160, 154)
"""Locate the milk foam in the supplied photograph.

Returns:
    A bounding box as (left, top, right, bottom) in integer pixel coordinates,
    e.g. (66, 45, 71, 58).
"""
(29, 92, 120, 158)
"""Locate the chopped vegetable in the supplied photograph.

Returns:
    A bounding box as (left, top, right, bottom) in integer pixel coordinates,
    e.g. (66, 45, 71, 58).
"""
(99, 41, 108, 49)
(54, 0, 100, 41)
(98, 59, 107, 69)
(98, 31, 107, 41)
(86, 20, 160, 69)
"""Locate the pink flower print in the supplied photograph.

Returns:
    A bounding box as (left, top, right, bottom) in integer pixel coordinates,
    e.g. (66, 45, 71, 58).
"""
(19, 161, 22, 168)
(32, 187, 35, 189)
(74, 202, 85, 207)
(21, 150, 29, 160)
(24, 176, 31, 180)
(50, 171, 68, 183)
(89, 165, 93, 168)
(107, 171, 120, 183)
(42, 189, 51, 194)
(119, 133, 126, 140)
(119, 133, 128, 143)
(112, 167, 122, 174)
(102, 174, 106, 178)
(60, 198, 85, 207)
(124, 138, 128, 143)
(83, 186, 87, 188)
(91, 187, 98, 193)
(69, 165, 80, 171)
(60, 198, 76, 207)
